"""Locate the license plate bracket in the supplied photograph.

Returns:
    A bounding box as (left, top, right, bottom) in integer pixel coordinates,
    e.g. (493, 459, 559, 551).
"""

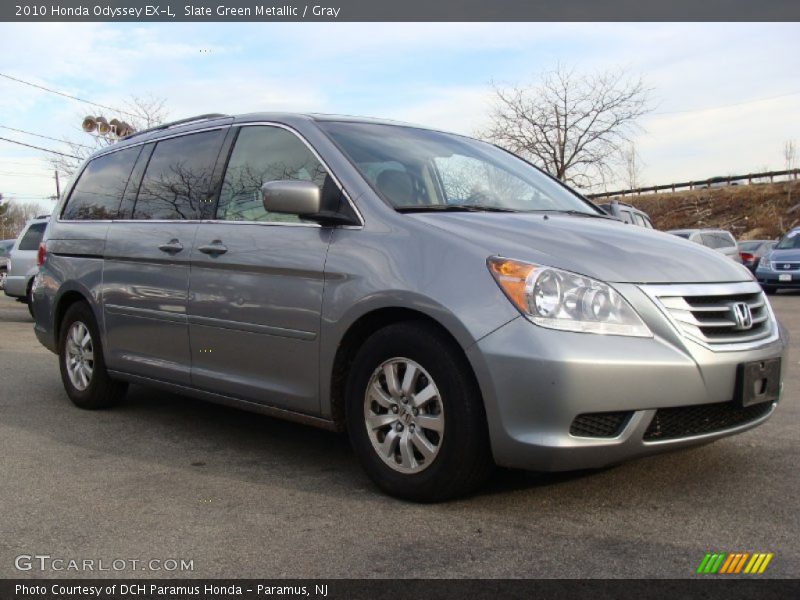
(736, 358, 781, 407)
(779, 273, 791, 282)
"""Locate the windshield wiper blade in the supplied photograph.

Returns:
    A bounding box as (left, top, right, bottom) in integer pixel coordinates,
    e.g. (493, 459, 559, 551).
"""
(396, 205, 518, 213)
(532, 209, 614, 219)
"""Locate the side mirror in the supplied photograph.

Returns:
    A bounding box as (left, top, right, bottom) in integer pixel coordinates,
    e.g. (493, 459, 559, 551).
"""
(261, 180, 321, 216)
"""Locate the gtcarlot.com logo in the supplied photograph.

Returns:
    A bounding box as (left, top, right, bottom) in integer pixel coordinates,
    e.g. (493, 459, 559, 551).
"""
(697, 552, 773, 574)
(15, 554, 194, 572)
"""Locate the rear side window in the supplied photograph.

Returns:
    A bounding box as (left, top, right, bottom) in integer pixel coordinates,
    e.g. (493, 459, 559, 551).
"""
(216, 126, 328, 223)
(702, 232, 736, 249)
(133, 130, 225, 220)
(633, 213, 646, 227)
(62, 147, 141, 220)
(18, 223, 46, 251)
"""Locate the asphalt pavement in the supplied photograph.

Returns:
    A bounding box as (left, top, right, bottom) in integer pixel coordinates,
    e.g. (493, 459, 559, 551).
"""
(0, 293, 797, 579)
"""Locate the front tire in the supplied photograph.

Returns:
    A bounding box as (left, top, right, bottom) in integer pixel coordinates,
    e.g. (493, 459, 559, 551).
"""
(345, 321, 493, 501)
(762, 285, 777, 295)
(58, 302, 127, 409)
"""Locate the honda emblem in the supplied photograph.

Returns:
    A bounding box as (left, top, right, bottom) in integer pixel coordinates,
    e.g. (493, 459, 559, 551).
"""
(731, 302, 753, 330)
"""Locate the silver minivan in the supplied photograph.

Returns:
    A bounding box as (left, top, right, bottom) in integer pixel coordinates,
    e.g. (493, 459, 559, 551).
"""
(33, 113, 786, 501)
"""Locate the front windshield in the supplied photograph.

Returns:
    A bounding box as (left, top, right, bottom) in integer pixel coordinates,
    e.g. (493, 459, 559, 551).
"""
(319, 121, 601, 214)
(776, 231, 800, 250)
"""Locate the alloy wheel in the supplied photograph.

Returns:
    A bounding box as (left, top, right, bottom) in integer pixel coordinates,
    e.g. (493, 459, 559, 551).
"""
(65, 321, 94, 391)
(363, 357, 445, 474)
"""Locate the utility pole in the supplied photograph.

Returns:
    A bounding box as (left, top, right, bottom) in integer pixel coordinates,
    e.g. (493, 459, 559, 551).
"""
(54, 170, 60, 199)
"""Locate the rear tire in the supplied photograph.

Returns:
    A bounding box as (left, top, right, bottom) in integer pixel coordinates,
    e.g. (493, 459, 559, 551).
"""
(763, 286, 777, 295)
(345, 321, 494, 501)
(58, 302, 127, 409)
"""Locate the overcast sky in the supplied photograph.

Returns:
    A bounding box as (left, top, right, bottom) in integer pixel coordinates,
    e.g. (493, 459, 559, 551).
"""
(1, 22, 799, 210)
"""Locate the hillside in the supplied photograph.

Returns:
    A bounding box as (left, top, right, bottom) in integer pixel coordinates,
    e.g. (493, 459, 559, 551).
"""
(614, 180, 800, 240)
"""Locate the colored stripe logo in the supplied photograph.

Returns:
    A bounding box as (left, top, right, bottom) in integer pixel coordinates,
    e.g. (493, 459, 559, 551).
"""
(697, 552, 773, 574)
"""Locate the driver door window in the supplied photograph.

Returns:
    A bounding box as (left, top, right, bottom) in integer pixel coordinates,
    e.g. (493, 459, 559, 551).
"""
(216, 126, 328, 223)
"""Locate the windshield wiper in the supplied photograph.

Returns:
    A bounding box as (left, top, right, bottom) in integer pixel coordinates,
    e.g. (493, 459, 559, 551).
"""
(396, 205, 519, 214)
(532, 209, 614, 219)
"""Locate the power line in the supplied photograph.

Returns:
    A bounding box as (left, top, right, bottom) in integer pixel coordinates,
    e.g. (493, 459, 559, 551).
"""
(0, 136, 80, 159)
(0, 171, 53, 177)
(0, 124, 92, 149)
(0, 72, 140, 120)
(0, 160, 50, 167)
(651, 90, 800, 116)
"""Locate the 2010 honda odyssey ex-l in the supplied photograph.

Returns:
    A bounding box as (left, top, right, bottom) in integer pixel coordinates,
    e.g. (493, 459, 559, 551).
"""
(32, 113, 786, 501)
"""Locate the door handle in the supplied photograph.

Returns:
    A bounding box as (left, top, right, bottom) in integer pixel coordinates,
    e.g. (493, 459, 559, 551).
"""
(197, 241, 228, 256)
(158, 239, 184, 254)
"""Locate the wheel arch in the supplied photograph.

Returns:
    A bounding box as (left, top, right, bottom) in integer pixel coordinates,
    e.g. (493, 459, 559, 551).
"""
(327, 306, 482, 432)
(53, 287, 97, 346)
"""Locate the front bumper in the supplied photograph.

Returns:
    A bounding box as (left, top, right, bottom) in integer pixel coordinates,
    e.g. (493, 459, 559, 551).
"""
(756, 266, 800, 288)
(467, 286, 787, 472)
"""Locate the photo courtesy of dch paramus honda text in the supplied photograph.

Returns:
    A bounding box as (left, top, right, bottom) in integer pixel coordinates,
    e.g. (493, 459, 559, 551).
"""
(31, 113, 786, 501)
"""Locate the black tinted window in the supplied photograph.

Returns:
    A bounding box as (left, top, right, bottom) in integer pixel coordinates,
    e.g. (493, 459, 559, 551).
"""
(217, 126, 328, 223)
(18, 223, 46, 251)
(133, 130, 224, 220)
(62, 147, 141, 220)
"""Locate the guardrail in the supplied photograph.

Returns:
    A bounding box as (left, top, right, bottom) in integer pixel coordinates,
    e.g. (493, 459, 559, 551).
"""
(588, 168, 800, 199)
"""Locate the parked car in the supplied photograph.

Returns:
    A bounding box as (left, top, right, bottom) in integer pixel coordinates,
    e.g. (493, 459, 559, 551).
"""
(0, 239, 15, 290)
(4, 217, 48, 316)
(755, 228, 800, 294)
(705, 176, 739, 188)
(598, 200, 654, 228)
(668, 229, 742, 263)
(32, 113, 786, 501)
(738, 239, 777, 273)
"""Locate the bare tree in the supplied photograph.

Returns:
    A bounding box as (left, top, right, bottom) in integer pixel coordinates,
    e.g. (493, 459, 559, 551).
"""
(621, 142, 642, 190)
(481, 65, 652, 191)
(49, 95, 169, 181)
(785, 140, 797, 174)
(785, 140, 798, 205)
(0, 200, 46, 238)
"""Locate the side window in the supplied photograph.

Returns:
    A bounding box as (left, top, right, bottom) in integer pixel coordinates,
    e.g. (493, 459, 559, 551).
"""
(701, 233, 722, 248)
(18, 223, 46, 251)
(62, 146, 141, 220)
(217, 126, 329, 223)
(633, 213, 646, 227)
(133, 130, 224, 220)
(619, 210, 633, 224)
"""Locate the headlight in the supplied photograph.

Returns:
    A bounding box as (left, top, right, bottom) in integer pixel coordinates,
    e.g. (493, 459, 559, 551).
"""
(758, 256, 771, 269)
(487, 257, 652, 337)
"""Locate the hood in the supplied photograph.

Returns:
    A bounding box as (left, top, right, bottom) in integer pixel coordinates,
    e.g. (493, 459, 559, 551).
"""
(768, 248, 800, 262)
(409, 212, 751, 284)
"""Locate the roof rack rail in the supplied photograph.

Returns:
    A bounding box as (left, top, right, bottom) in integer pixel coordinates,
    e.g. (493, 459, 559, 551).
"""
(122, 113, 229, 140)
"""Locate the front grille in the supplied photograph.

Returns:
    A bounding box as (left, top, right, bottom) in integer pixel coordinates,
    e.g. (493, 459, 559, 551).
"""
(570, 411, 632, 438)
(643, 400, 774, 441)
(772, 262, 800, 271)
(657, 290, 772, 346)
